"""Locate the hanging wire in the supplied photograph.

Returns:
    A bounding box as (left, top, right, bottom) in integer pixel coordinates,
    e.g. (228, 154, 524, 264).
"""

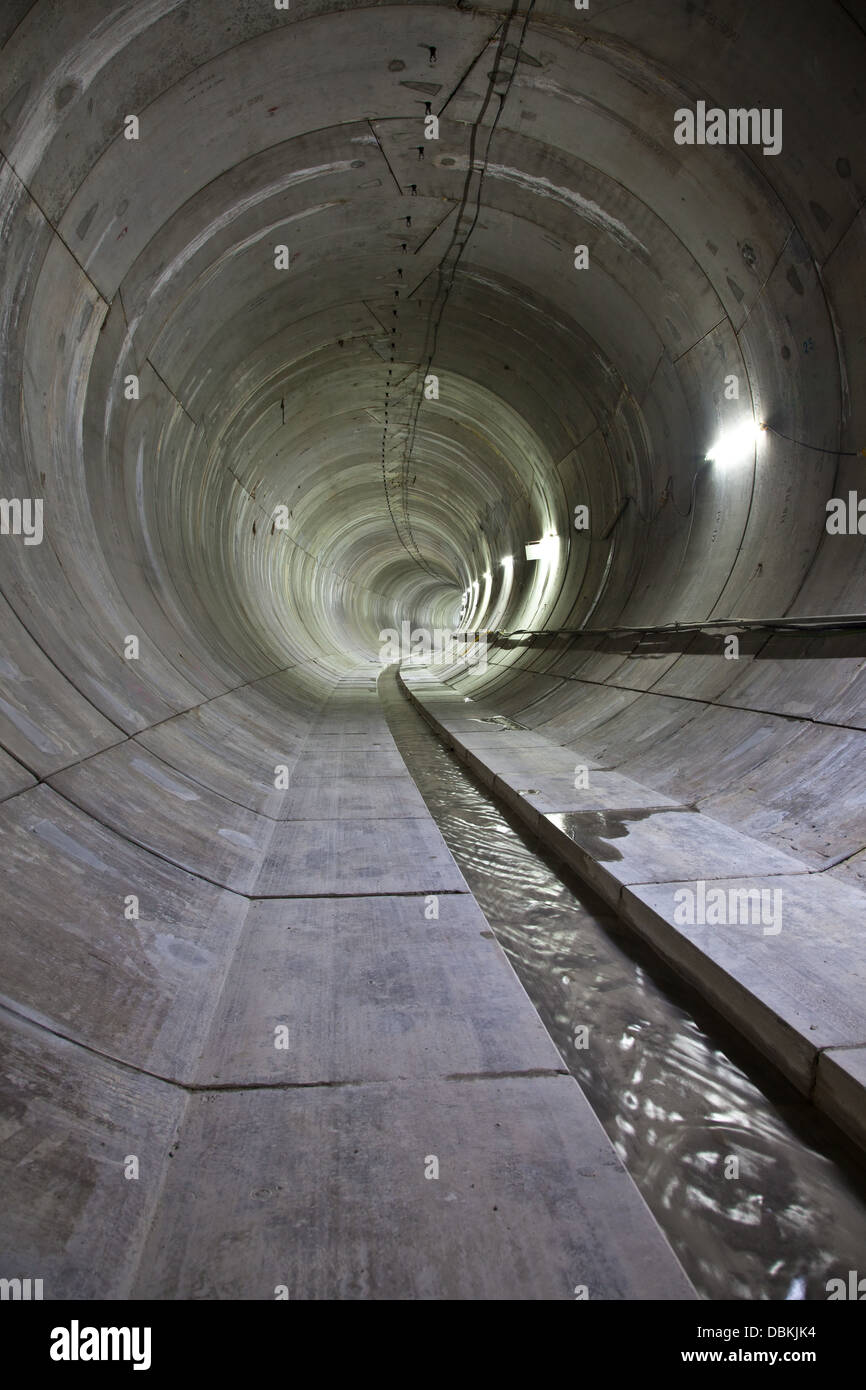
(380, 0, 537, 577)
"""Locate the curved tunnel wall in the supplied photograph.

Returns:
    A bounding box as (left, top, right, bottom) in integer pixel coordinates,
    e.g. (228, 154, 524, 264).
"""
(0, 0, 864, 1295)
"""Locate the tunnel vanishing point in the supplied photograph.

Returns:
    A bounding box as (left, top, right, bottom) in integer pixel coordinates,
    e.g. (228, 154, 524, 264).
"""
(0, 0, 865, 1303)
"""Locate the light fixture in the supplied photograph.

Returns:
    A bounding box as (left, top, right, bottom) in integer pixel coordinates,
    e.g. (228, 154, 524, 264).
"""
(487, 552, 515, 630)
(524, 530, 559, 562)
(477, 569, 493, 624)
(461, 577, 480, 627)
(705, 419, 766, 470)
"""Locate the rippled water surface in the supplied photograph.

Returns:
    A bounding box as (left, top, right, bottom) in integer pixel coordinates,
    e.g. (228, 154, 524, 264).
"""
(380, 671, 866, 1301)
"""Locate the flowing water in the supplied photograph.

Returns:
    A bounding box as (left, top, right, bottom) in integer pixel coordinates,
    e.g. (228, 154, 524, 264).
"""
(380, 669, 866, 1301)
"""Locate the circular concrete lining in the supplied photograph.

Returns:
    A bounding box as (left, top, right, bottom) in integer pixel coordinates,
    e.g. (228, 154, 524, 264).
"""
(1, 0, 864, 1301)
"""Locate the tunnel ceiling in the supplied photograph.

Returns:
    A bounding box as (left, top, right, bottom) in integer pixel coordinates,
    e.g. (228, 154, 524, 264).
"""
(0, 0, 864, 723)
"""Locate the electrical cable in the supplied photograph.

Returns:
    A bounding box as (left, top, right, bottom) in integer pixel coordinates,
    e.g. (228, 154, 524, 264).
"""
(478, 613, 866, 641)
(763, 421, 866, 458)
(381, 0, 536, 578)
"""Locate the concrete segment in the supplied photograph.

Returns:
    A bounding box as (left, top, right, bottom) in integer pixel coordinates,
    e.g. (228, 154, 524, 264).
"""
(494, 769, 685, 825)
(451, 729, 553, 747)
(254, 816, 469, 897)
(0, 1013, 186, 1301)
(0, 785, 248, 1078)
(467, 747, 591, 787)
(132, 1077, 694, 1301)
(135, 704, 309, 815)
(196, 893, 569, 1085)
(538, 809, 809, 893)
(288, 750, 407, 781)
(50, 744, 275, 894)
(277, 775, 429, 820)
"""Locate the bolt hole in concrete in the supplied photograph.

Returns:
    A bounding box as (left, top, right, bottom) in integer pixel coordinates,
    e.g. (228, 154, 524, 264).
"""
(380, 670, 866, 1301)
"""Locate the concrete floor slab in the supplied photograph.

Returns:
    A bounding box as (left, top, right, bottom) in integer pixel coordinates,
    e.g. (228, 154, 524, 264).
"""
(428, 717, 530, 734)
(307, 716, 390, 735)
(254, 816, 469, 896)
(417, 708, 499, 729)
(132, 1076, 693, 1300)
(277, 774, 427, 820)
(493, 769, 684, 825)
(455, 729, 558, 747)
(288, 749, 408, 781)
(297, 732, 397, 749)
(196, 894, 568, 1084)
(538, 808, 809, 899)
(465, 745, 595, 787)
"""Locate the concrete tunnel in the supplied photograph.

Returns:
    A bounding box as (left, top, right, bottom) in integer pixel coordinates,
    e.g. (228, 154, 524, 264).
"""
(1, 0, 865, 1305)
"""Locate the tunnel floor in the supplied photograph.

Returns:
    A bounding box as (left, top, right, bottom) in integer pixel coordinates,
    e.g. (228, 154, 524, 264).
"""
(379, 667, 866, 1301)
(93, 666, 689, 1299)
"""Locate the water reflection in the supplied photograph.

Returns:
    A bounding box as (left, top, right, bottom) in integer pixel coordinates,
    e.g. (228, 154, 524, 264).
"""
(381, 673, 866, 1301)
